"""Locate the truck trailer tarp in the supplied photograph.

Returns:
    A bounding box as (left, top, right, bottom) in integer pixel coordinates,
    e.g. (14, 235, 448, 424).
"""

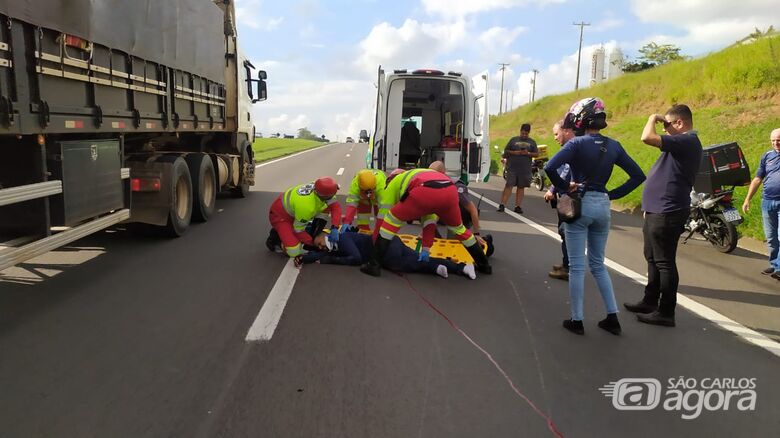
(0, 0, 225, 81)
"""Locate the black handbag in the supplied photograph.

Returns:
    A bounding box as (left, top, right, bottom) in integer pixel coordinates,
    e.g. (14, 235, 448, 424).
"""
(556, 192, 581, 223)
(556, 145, 607, 223)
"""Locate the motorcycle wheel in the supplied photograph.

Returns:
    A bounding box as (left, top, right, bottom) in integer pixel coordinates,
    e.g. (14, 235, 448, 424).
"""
(709, 214, 738, 253)
(531, 170, 545, 191)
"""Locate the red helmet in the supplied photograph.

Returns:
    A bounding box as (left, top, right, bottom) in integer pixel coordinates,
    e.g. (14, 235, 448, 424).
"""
(314, 177, 339, 199)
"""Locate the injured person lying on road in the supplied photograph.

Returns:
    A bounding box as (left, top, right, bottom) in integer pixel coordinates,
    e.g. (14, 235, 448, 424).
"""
(301, 230, 477, 280)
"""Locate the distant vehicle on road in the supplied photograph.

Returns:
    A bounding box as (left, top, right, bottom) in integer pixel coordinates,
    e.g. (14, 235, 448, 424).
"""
(284, 134, 295, 139)
(359, 130, 369, 143)
(346, 137, 354, 143)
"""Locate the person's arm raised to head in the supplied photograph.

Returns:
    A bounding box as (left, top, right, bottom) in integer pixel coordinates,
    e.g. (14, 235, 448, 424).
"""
(641, 114, 664, 148)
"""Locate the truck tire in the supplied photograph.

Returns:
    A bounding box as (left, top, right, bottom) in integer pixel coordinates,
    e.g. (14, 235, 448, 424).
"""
(186, 153, 216, 222)
(161, 156, 193, 237)
(231, 145, 253, 198)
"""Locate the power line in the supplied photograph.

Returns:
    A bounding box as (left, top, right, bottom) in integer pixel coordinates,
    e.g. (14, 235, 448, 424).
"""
(572, 22, 590, 91)
(497, 62, 510, 114)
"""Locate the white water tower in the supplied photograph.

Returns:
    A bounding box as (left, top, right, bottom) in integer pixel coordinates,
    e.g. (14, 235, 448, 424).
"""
(608, 47, 624, 80)
(590, 46, 605, 85)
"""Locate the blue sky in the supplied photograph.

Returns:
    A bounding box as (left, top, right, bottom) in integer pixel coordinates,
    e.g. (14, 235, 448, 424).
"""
(234, 0, 776, 140)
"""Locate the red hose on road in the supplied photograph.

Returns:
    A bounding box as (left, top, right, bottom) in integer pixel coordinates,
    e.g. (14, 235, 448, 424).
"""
(398, 273, 565, 438)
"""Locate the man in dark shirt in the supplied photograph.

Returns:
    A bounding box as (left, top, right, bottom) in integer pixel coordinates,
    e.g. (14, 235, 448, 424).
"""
(742, 128, 780, 280)
(499, 123, 538, 214)
(625, 104, 703, 327)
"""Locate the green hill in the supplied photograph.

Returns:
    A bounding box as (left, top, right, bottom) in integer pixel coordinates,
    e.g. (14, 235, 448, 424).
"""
(490, 35, 780, 241)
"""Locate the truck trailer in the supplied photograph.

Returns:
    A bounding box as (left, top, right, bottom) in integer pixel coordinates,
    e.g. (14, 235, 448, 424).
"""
(0, 0, 267, 271)
(368, 67, 490, 182)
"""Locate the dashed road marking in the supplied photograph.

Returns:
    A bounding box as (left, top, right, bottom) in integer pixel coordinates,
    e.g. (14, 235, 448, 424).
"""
(246, 259, 300, 342)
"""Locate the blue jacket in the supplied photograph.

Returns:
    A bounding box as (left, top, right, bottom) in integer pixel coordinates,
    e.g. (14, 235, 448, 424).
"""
(302, 232, 410, 265)
(545, 133, 645, 200)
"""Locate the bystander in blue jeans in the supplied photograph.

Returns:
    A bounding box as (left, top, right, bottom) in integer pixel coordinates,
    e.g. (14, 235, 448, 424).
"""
(564, 191, 618, 320)
(763, 199, 780, 272)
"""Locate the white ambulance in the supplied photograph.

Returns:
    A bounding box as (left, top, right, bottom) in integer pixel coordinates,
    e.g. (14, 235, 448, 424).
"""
(367, 67, 490, 182)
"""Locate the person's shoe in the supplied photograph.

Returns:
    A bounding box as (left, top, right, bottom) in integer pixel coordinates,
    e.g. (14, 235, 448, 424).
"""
(463, 264, 477, 280)
(552, 264, 564, 271)
(563, 319, 584, 335)
(436, 265, 449, 279)
(762, 267, 776, 275)
(623, 300, 657, 314)
(466, 243, 492, 274)
(772, 271, 780, 281)
(597, 313, 622, 335)
(548, 267, 569, 281)
(497, 204, 505, 212)
(360, 260, 381, 277)
(514, 206, 523, 214)
(265, 236, 277, 252)
(637, 311, 676, 327)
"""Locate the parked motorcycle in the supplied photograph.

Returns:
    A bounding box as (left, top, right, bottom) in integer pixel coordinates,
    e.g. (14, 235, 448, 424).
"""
(531, 158, 548, 191)
(682, 188, 742, 253)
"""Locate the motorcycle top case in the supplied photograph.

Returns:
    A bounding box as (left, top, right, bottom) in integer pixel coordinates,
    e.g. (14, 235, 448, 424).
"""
(694, 142, 751, 193)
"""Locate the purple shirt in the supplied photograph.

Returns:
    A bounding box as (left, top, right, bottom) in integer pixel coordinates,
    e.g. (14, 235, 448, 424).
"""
(642, 131, 703, 214)
(757, 149, 780, 201)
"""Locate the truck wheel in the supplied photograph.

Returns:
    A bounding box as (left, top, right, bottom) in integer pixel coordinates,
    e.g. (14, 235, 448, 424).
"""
(163, 156, 193, 237)
(231, 146, 253, 198)
(186, 153, 216, 222)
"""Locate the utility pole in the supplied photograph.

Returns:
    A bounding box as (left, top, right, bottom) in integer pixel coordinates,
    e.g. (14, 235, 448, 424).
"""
(497, 62, 510, 114)
(572, 22, 590, 91)
(530, 69, 539, 102)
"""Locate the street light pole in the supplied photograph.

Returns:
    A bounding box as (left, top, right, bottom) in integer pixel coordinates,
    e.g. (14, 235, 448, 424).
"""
(573, 22, 590, 91)
(530, 69, 539, 102)
(497, 62, 509, 114)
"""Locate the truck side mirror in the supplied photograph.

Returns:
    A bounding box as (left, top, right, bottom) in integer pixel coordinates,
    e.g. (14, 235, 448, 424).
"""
(255, 80, 267, 102)
(251, 70, 268, 103)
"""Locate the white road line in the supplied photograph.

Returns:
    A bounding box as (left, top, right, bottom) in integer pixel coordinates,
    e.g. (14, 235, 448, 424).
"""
(346, 154, 351, 157)
(336, 167, 345, 176)
(471, 191, 780, 358)
(246, 259, 300, 342)
(254, 143, 337, 169)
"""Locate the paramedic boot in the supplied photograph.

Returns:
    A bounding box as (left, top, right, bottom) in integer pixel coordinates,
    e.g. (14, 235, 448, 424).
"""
(265, 228, 281, 252)
(361, 236, 391, 277)
(466, 243, 492, 275)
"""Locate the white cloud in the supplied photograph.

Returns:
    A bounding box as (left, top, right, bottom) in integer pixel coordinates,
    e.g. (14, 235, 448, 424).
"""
(421, 0, 565, 18)
(255, 77, 375, 141)
(354, 19, 468, 74)
(630, 0, 776, 52)
(235, 0, 283, 31)
(478, 26, 528, 48)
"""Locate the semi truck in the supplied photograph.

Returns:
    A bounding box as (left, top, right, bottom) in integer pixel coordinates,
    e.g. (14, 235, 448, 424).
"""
(0, 0, 266, 272)
(367, 67, 490, 182)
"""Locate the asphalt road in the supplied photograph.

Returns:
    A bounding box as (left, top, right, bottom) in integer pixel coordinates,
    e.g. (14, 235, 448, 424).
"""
(1, 142, 779, 438)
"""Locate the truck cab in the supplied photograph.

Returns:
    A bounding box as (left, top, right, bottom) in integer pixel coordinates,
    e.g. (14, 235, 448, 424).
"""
(367, 68, 490, 182)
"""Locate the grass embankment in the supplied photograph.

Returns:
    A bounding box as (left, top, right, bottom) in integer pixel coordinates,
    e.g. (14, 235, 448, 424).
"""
(252, 138, 328, 162)
(490, 35, 780, 240)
